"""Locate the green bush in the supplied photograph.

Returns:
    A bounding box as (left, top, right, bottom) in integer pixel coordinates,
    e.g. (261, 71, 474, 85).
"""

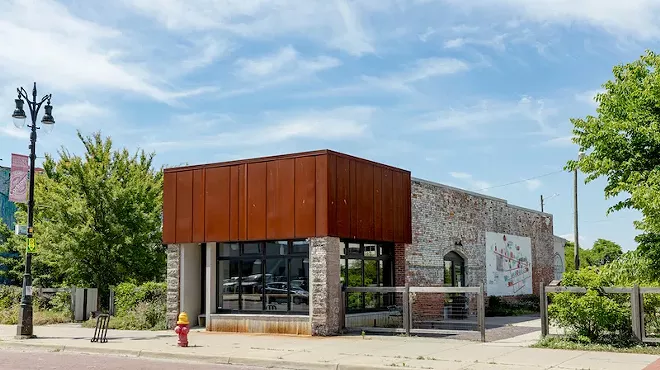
(114, 281, 166, 316)
(487, 295, 539, 317)
(0, 286, 21, 309)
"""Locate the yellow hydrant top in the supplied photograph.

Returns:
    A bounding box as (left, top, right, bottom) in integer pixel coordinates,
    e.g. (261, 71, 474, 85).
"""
(177, 312, 189, 325)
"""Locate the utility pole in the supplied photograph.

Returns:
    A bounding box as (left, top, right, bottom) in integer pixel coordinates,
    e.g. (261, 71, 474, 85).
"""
(540, 195, 544, 212)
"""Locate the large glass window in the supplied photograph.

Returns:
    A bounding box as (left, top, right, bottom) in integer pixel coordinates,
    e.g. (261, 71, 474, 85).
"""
(341, 240, 395, 313)
(217, 240, 309, 314)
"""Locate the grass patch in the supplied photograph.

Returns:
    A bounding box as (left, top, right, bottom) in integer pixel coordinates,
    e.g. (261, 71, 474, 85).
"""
(81, 301, 166, 331)
(0, 305, 71, 326)
(533, 336, 660, 355)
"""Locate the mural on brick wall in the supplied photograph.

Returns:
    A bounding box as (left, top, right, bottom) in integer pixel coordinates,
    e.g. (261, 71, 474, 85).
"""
(485, 232, 533, 296)
(0, 166, 17, 230)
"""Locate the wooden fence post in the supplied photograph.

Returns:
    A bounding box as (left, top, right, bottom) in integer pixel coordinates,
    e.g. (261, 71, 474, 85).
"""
(540, 282, 548, 338)
(70, 286, 77, 321)
(403, 282, 410, 336)
(631, 284, 642, 342)
(477, 284, 486, 342)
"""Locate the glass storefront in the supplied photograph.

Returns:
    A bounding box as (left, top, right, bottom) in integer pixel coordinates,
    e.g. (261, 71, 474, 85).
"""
(217, 240, 309, 314)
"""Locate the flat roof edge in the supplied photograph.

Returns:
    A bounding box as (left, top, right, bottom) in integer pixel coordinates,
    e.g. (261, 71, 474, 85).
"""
(412, 177, 551, 217)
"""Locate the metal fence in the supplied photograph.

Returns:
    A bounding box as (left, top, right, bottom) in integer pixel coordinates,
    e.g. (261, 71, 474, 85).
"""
(540, 283, 660, 343)
(343, 284, 486, 341)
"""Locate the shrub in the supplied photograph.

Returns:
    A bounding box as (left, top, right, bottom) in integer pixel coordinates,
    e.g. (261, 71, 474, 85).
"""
(0, 286, 21, 309)
(114, 281, 166, 316)
(487, 295, 539, 317)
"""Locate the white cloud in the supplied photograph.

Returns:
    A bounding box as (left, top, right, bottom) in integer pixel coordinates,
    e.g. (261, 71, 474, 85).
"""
(146, 106, 375, 151)
(125, 0, 378, 56)
(363, 57, 469, 92)
(0, 123, 29, 139)
(559, 233, 590, 246)
(418, 96, 556, 135)
(55, 101, 109, 127)
(543, 135, 575, 147)
(525, 179, 542, 191)
(575, 89, 605, 108)
(180, 38, 232, 73)
(449, 171, 491, 191)
(440, 0, 660, 41)
(0, 0, 214, 105)
(443, 34, 507, 51)
(235, 46, 340, 80)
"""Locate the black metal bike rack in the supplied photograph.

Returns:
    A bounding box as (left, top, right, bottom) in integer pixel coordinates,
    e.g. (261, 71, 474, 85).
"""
(91, 314, 110, 343)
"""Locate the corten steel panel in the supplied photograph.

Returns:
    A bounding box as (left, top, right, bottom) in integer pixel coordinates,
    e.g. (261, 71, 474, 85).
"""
(238, 164, 247, 240)
(315, 155, 329, 236)
(356, 161, 375, 240)
(403, 171, 412, 243)
(205, 167, 231, 241)
(327, 154, 338, 236)
(392, 171, 404, 242)
(192, 169, 205, 242)
(162, 149, 411, 244)
(294, 156, 316, 238)
(349, 159, 357, 238)
(373, 166, 383, 241)
(266, 159, 295, 239)
(247, 162, 268, 240)
(335, 155, 351, 237)
(175, 171, 193, 243)
(162, 172, 177, 244)
(381, 169, 394, 241)
(229, 165, 240, 241)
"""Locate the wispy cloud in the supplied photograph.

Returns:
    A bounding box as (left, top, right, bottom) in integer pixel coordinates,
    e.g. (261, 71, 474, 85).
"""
(180, 37, 232, 73)
(525, 178, 542, 191)
(363, 57, 469, 92)
(449, 171, 491, 192)
(145, 106, 375, 151)
(543, 135, 575, 147)
(575, 89, 604, 108)
(235, 46, 340, 80)
(55, 101, 109, 127)
(417, 96, 557, 136)
(0, 123, 29, 139)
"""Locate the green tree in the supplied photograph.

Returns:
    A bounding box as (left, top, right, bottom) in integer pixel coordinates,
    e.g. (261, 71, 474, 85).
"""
(22, 132, 164, 298)
(567, 50, 660, 271)
(585, 239, 623, 266)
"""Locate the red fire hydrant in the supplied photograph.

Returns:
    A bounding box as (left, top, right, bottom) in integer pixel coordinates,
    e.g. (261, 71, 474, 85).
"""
(175, 312, 190, 347)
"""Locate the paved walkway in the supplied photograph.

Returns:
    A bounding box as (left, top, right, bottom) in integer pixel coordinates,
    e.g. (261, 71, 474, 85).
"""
(0, 324, 658, 370)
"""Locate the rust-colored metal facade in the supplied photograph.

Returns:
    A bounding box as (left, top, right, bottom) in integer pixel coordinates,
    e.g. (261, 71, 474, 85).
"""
(162, 150, 412, 245)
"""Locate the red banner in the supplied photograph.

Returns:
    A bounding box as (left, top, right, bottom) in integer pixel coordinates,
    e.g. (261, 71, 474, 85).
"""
(9, 153, 29, 203)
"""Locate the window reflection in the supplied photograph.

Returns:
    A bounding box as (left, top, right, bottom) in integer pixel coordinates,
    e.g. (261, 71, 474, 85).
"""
(216, 240, 309, 314)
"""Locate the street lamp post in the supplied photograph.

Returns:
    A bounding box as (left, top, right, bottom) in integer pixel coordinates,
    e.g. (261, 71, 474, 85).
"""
(574, 151, 585, 271)
(11, 82, 55, 339)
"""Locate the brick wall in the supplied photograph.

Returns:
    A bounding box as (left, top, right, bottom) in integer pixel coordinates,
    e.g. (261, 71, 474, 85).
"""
(166, 244, 180, 329)
(405, 178, 554, 320)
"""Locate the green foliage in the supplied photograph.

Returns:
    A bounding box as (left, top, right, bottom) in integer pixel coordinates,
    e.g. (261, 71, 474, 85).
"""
(9, 131, 166, 299)
(586, 239, 623, 266)
(0, 285, 21, 309)
(114, 281, 166, 316)
(486, 295, 539, 317)
(567, 50, 660, 265)
(534, 336, 660, 355)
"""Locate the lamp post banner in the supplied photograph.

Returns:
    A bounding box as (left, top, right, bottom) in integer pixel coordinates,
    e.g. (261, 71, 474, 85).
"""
(9, 153, 29, 203)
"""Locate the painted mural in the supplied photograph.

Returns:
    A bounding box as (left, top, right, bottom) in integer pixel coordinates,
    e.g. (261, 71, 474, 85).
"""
(0, 166, 16, 230)
(485, 232, 533, 296)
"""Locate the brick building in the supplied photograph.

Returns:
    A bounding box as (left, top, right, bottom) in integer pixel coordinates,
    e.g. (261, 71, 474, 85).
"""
(163, 150, 555, 335)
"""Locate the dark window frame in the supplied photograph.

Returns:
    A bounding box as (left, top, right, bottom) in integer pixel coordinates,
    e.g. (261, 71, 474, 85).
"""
(340, 239, 395, 313)
(216, 240, 309, 315)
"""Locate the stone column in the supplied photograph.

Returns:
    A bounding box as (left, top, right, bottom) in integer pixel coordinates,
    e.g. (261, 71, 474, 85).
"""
(205, 242, 217, 330)
(310, 236, 341, 336)
(166, 244, 180, 329)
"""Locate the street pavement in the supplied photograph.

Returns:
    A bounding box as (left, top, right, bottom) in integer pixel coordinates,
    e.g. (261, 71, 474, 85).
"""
(0, 347, 265, 370)
(0, 322, 659, 369)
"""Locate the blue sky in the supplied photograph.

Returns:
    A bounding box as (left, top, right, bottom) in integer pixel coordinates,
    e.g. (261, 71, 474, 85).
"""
(0, 0, 655, 251)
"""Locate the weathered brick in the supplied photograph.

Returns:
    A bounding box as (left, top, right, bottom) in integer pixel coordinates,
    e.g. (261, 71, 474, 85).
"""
(406, 179, 554, 306)
(166, 244, 180, 329)
(310, 236, 341, 336)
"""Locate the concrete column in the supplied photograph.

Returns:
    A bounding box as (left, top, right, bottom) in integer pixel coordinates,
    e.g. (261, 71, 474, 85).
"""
(205, 242, 217, 330)
(310, 236, 341, 336)
(180, 243, 202, 327)
(166, 244, 180, 329)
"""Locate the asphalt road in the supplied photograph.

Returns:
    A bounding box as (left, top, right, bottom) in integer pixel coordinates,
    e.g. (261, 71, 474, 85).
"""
(0, 348, 267, 370)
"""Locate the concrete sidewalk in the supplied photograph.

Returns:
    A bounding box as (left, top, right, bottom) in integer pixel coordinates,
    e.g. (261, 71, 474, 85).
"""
(0, 324, 658, 370)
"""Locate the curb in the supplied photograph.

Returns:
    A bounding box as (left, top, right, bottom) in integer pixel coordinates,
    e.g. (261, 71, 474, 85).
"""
(0, 341, 402, 370)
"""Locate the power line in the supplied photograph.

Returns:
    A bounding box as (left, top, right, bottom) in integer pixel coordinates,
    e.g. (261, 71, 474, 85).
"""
(473, 169, 566, 192)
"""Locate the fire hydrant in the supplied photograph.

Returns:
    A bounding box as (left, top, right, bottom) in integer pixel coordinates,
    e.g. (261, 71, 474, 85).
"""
(175, 312, 190, 347)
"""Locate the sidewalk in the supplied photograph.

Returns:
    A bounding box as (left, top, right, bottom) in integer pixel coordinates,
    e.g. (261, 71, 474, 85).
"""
(0, 324, 658, 370)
